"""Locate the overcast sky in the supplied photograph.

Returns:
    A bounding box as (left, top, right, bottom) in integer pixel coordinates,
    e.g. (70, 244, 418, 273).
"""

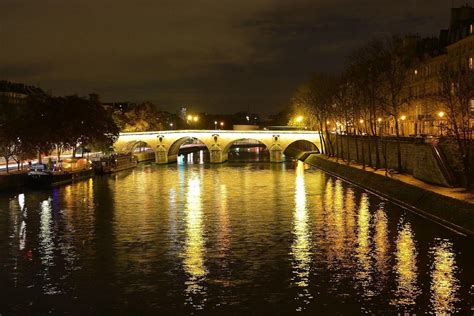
(0, 0, 468, 114)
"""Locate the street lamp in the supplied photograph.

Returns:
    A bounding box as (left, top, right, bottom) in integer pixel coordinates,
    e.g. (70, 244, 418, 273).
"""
(296, 116, 303, 123)
(220, 121, 224, 129)
(214, 121, 218, 129)
(438, 111, 445, 136)
(193, 116, 198, 122)
(400, 115, 406, 136)
(169, 123, 173, 129)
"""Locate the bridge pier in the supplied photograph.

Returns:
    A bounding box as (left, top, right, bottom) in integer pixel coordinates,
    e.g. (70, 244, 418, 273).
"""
(155, 146, 168, 164)
(270, 149, 283, 162)
(210, 146, 224, 163)
(269, 144, 283, 163)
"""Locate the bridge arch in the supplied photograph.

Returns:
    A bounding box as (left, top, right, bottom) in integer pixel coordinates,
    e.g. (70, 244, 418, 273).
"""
(222, 138, 271, 162)
(120, 140, 155, 154)
(283, 139, 320, 157)
(167, 136, 210, 164)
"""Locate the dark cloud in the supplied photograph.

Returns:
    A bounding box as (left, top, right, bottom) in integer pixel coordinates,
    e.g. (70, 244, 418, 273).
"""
(0, 0, 466, 114)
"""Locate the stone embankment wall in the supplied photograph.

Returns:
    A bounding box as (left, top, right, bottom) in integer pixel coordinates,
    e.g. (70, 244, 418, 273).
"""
(328, 135, 453, 187)
(304, 154, 474, 237)
(438, 138, 474, 187)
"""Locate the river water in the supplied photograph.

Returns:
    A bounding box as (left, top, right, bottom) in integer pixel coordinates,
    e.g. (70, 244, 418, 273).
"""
(0, 153, 472, 314)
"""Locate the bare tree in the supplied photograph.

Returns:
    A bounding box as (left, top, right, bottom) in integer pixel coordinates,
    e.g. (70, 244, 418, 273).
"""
(292, 73, 338, 156)
(377, 36, 418, 172)
(438, 59, 474, 189)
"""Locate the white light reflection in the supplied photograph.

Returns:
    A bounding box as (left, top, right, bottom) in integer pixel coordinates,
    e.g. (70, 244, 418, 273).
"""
(39, 198, 59, 294)
(291, 161, 312, 311)
(18, 194, 27, 251)
(18, 193, 25, 210)
(199, 150, 204, 164)
(183, 174, 207, 309)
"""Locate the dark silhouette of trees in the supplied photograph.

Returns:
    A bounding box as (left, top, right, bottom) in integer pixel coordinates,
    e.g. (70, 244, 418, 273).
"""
(0, 92, 119, 172)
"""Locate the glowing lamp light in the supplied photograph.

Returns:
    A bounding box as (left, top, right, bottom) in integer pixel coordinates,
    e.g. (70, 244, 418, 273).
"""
(220, 121, 224, 126)
(438, 111, 445, 118)
(377, 118, 382, 123)
(193, 116, 198, 122)
(401, 115, 406, 121)
(296, 116, 303, 123)
(359, 119, 364, 124)
(187, 115, 193, 121)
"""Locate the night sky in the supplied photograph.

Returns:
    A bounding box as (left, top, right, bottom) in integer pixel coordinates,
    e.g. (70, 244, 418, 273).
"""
(0, 0, 466, 114)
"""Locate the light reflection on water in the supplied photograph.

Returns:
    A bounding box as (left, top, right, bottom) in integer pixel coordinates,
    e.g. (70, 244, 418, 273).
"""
(183, 173, 207, 309)
(392, 221, 420, 310)
(429, 239, 460, 315)
(0, 160, 471, 314)
(291, 162, 312, 310)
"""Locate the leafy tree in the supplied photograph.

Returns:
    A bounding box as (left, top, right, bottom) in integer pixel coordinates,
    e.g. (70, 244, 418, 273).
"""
(115, 102, 164, 132)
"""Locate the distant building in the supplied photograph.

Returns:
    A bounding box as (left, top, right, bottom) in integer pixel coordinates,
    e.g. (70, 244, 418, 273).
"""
(0, 80, 47, 104)
(399, 5, 474, 136)
(179, 107, 187, 121)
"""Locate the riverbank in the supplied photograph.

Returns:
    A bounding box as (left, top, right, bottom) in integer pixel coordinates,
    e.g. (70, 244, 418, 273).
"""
(302, 154, 474, 237)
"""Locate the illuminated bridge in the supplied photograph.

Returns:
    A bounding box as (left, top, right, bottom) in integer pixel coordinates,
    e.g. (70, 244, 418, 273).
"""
(115, 130, 322, 164)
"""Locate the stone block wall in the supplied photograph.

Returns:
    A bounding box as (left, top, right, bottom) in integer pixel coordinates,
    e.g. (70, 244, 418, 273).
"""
(329, 135, 451, 187)
(438, 138, 474, 187)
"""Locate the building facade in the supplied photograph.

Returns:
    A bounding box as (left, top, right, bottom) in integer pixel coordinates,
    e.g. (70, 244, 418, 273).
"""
(0, 80, 46, 104)
(401, 6, 474, 136)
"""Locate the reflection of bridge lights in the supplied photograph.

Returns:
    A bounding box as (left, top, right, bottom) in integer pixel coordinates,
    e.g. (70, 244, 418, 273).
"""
(183, 175, 207, 308)
(291, 161, 312, 310)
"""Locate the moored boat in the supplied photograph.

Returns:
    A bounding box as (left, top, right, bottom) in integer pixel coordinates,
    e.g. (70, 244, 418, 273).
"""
(92, 154, 137, 174)
(28, 158, 93, 187)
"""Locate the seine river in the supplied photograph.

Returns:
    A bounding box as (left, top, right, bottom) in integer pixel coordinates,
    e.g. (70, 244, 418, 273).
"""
(0, 153, 472, 314)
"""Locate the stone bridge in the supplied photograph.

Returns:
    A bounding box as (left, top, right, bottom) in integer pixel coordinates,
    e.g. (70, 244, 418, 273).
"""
(114, 130, 322, 164)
